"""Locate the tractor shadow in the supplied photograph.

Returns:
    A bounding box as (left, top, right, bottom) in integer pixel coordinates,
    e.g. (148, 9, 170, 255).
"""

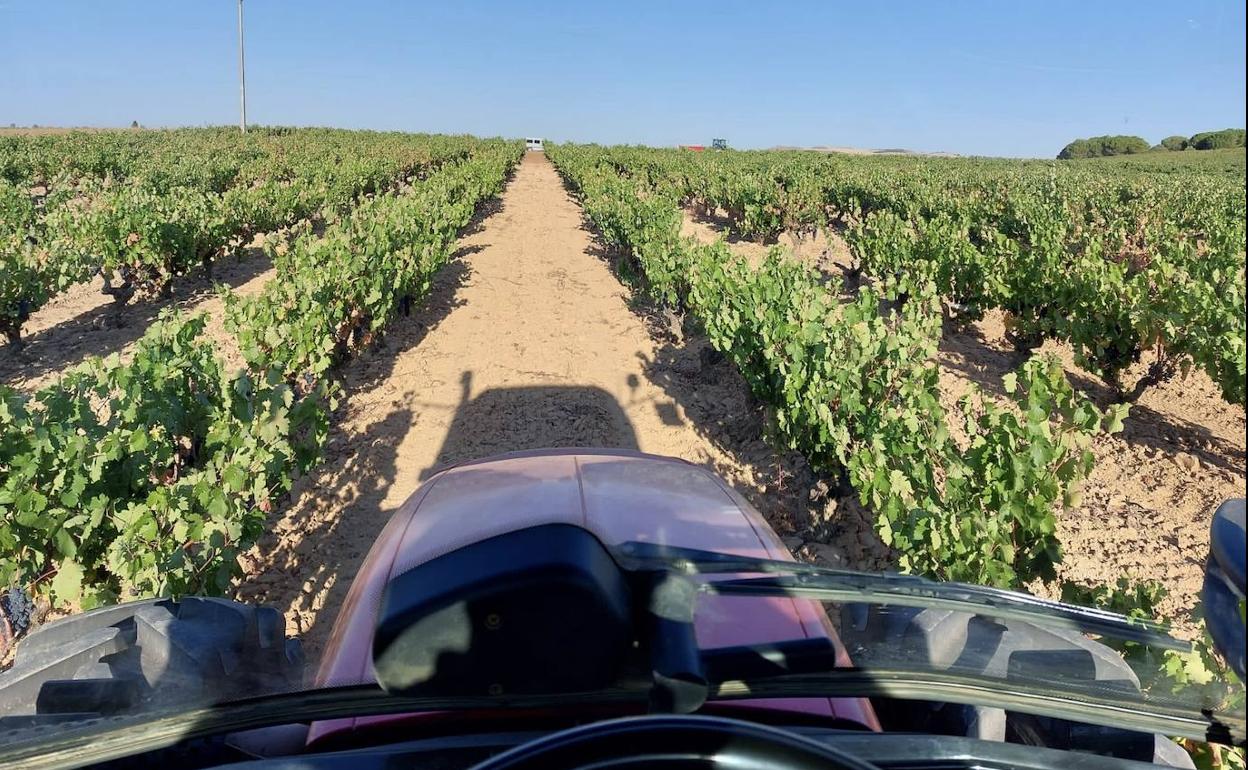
(419, 376, 640, 481)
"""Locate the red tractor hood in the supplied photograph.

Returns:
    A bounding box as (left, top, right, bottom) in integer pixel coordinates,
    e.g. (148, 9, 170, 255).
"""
(310, 449, 879, 744)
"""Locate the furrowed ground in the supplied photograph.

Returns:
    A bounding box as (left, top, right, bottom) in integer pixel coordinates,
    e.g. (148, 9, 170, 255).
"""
(547, 141, 1247, 639)
(680, 206, 1246, 624)
(0, 235, 272, 391)
(1, 131, 1244, 657)
(1, 129, 522, 624)
(233, 152, 817, 656)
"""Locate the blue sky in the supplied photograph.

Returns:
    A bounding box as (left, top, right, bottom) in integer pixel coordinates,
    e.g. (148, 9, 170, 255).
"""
(1, 1, 1244, 157)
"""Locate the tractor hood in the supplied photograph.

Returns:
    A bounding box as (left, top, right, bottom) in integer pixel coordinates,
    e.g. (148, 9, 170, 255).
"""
(311, 449, 876, 743)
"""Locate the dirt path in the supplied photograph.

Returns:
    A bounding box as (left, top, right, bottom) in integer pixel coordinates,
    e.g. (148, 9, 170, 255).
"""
(236, 155, 855, 662)
(0, 243, 274, 391)
(241, 154, 1240, 661)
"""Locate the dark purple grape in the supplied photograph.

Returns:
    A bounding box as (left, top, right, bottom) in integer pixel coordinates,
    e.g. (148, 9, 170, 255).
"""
(0, 586, 34, 636)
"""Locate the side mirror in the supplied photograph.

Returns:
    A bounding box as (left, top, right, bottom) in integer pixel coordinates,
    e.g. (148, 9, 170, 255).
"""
(1202, 499, 1245, 681)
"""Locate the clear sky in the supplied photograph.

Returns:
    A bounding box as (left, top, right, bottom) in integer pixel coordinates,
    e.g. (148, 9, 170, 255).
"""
(2, 1, 1244, 157)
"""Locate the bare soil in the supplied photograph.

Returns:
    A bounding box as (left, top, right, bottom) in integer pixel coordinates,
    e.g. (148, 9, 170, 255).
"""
(681, 207, 856, 286)
(234, 154, 853, 662)
(0, 239, 276, 391)
(683, 210, 1248, 629)
(7, 152, 1238, 657)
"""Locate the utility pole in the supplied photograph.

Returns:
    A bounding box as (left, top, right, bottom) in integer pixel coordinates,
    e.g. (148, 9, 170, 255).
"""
(237, 0, 247, 133)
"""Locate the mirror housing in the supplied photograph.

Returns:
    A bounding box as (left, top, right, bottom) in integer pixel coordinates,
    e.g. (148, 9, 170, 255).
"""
(373, 524, 633, 697)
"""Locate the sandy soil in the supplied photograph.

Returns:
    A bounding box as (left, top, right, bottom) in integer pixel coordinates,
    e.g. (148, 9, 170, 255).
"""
(681, 206, 854, 280)
(0, 238, 275, 392)
(7, 152, 1237, 656)
(683, 211, 1247, 629)
(233, 154, 854, 662)
(957, 318, 1245, 618)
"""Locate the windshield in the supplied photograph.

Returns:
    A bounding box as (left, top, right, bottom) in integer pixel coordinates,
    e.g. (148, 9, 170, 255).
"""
(1, 3, 1245, 770)
(0, 547, 1242, 768)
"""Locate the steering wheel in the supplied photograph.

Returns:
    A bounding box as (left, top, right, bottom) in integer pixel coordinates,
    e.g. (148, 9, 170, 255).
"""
(467, 714, 880, 770)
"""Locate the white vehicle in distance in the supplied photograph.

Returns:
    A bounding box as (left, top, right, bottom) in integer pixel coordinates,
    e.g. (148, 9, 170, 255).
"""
(526, 137, 544, 152)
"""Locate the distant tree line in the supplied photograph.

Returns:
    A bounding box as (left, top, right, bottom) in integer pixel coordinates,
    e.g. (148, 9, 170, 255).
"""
(1057, 128, 1245, 158)
(1057, 135, 1150, 159)
(1184, 128, 1245, 150)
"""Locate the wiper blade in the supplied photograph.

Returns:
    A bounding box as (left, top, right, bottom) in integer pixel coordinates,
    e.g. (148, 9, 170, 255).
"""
(708, 575, 1187, 652)
(1, 672, 1240, 770)
(0, 685, 649, 770)
(712, 669, 1245, 747)
(614, 541, 1188, 652)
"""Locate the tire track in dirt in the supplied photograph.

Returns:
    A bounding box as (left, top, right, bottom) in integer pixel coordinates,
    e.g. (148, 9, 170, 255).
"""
(237, 154, 861, 663)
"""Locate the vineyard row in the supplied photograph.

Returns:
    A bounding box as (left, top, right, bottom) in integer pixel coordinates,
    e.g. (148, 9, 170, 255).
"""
(548, 143, 1129, 591)
(1, 130, 478, 346)
(608, 147, 1246, 405)
(0, 137, 524, 607)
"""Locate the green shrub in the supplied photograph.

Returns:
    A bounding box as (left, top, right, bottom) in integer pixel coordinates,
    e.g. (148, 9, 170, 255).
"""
(552, 145, 1126, 589)
(0, 312, 326, 606)
(1189, 129, 1245, 151)
(1156, 135, 1188, 151)
(1060, 577, 1246, 769)
(1058, 135, 1151, 159)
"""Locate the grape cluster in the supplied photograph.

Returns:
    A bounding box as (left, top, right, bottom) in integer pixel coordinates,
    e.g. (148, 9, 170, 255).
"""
(0, 585, 33, 637)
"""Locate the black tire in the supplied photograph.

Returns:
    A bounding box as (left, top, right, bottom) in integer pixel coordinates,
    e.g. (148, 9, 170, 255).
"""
(0, 597, 303, 719)
(838, 604, 1194, 768)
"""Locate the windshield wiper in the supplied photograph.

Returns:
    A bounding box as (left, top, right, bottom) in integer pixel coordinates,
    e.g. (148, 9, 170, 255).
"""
(0, 685, 644, 770)
(0, 670, 1240, 770)
(613, 541, 1188, 652)
(711, 669, 1245, 747)
(0, 543, 1213, 769)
